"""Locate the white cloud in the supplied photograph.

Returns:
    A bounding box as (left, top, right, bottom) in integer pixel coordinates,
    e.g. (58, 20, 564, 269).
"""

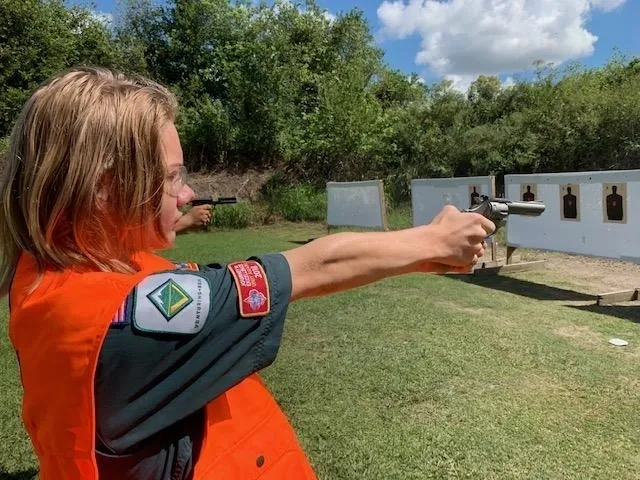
(90, 11, 113, 28)
(443, 74, 476, 93)
(323, 10, 337, 23)
(437, 74, 517, 94)
(502, 76, 516, 88)
(590, 0, 626, 12)
(268, 0, 336, 23)
(72, 10, 113, 34)
(377, 0, 627, 85)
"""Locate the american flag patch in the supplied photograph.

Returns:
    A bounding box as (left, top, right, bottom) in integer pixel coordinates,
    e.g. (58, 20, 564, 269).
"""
(173, 262, 200, 271)
(110, 297, 130, 327)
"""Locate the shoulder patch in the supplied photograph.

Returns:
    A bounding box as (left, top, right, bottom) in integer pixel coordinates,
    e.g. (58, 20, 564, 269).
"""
(132, 273, 210, 335)
(228, 261, 271, 318)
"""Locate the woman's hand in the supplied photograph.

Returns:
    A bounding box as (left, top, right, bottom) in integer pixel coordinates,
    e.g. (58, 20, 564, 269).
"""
(418, 205, 495, 272)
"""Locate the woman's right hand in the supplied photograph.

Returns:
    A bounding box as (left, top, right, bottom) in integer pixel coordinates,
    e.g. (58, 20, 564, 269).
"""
(425, 205, 495, 268)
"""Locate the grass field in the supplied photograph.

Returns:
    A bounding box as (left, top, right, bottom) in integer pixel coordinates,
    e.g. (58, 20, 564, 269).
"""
(2, 222, 640, 479)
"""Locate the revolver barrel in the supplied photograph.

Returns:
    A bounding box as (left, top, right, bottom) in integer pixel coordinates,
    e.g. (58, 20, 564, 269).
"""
(463, 197, 545, 229)
(499, 199, 546, 216)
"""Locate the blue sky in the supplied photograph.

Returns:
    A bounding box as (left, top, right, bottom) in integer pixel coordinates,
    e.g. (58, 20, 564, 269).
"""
(79, 0, 639, 91)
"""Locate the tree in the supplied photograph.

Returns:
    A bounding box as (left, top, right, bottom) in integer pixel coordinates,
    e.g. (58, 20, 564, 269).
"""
(2, 0, 639, 187)
(0, 0, 124, 136)
(467, 75, 502, 124)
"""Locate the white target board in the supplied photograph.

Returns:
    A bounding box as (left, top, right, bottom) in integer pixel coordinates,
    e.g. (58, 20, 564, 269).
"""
(411, 176, 496, 226)
(326, 180, 387, 229)
(505, 170, 640, 262)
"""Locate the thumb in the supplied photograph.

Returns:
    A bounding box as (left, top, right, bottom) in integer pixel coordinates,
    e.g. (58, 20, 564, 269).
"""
(431, 204, 458, 225)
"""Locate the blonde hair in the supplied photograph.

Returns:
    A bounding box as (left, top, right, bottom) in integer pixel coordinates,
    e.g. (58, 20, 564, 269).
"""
(0, 66, 178, 296)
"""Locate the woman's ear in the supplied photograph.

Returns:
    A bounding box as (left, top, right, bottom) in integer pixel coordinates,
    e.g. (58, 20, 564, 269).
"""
(96, 172, 113, 209)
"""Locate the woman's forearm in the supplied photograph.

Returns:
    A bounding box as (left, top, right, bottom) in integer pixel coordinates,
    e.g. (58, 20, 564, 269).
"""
(174, 212, 194, 233)
(282, 206, 494, 301)
(283, 227, 443, 301)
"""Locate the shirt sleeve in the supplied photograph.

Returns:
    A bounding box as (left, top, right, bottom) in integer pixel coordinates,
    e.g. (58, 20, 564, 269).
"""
(94, 253, 292, 455)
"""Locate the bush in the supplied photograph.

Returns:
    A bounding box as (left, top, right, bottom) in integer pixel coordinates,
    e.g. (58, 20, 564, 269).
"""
(249, 201, 279, 226)
(0, 136, 8, 155)
(260, 171, 289, 202)
(272, 184, 326, 222)
(211, 203, 252, 229)
(0, 136, 9, 181)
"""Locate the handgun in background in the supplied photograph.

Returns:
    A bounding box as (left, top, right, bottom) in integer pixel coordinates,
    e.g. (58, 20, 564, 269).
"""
(191, 196, 238, 207)
(189, 196, 238, 230)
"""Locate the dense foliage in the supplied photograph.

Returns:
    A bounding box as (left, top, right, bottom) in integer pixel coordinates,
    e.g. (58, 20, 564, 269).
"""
(1, 0, 639, 202)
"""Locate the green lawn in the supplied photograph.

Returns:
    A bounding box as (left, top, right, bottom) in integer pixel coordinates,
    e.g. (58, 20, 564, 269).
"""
(2, 223, 640, 479)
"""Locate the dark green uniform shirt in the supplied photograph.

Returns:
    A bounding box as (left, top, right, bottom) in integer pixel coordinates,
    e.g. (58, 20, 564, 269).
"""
(94, 254, 292, 479)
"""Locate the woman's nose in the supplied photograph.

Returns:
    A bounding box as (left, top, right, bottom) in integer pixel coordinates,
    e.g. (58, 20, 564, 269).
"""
(177, 184, 195, 206)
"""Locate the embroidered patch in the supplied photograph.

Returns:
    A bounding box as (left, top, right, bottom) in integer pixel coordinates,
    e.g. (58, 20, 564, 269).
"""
(228, 261, 271, 318)
(173, 261, 199, 271)
(147, 279, 193, 320)
(132, 273, 210, 335)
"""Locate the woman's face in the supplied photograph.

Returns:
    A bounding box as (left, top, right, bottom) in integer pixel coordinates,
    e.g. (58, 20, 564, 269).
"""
(158, 122, 195, 247)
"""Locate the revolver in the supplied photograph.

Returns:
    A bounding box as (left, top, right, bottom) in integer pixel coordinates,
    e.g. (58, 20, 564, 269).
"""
(464, 196, 545, 234)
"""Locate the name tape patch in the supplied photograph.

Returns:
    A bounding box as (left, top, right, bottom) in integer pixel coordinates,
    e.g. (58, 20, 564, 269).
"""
(133, 273, 210, 335)
(228, 261, 270, 318)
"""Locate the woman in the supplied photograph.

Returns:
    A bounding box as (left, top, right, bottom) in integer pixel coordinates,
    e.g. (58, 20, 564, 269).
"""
(0, 67, 493, 479)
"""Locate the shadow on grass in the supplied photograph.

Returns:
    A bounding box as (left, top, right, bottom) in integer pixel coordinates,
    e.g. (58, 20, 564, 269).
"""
(0, 468, 38, 480)
(569, 304, 640, 324)
(445, 274, 596, 302)
(289, 238, 316, 245)
(446, 274, 640, 323)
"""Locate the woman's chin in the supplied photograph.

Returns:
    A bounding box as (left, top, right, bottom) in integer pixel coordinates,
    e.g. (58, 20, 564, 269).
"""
(163, 231, 177, 248)
(149, 231, 176, 251)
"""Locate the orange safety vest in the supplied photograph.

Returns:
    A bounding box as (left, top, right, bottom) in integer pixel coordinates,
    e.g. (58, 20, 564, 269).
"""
(9, 251, 317, 480)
